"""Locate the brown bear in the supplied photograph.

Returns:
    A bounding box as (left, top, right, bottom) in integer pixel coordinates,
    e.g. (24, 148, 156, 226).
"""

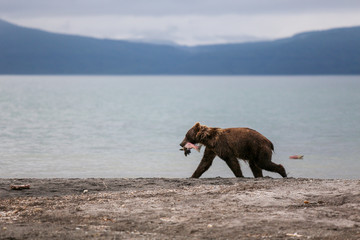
(180, 122, 287, 178)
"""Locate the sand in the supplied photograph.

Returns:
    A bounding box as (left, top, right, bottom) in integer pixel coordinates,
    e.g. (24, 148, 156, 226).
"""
(1, 178, 359, 239)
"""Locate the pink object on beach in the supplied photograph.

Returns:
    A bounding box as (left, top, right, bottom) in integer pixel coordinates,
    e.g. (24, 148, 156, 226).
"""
(289, 155, 304, 159)
(184, 142, 200, 152)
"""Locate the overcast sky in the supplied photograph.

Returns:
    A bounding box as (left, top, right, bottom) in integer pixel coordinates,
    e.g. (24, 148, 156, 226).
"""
(1, 0, 360, 45)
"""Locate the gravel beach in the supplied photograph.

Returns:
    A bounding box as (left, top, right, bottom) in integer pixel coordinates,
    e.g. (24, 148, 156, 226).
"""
(1, 178, 359, 239)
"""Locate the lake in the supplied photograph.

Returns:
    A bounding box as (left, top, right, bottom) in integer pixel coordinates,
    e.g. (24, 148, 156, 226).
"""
(1, 75, 359, 179)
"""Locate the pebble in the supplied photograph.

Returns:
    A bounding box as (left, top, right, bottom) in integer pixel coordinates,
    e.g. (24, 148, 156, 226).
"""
(286, 233, 303, 237)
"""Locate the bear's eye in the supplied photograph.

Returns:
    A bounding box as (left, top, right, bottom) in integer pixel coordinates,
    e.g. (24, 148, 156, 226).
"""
(186, 133, 192, 141)
(186, 132, 197, 142)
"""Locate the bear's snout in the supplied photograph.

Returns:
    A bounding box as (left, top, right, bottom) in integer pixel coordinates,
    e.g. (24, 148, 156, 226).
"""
(180, 139, 187, 147)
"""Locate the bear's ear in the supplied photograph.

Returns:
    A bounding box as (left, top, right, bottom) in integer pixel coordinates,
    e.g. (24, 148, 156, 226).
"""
(192, 122, 201, 131)
(196, 125, 210, 141)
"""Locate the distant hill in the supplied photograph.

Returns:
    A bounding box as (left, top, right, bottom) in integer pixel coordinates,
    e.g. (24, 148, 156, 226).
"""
(1, 19, 360, 74)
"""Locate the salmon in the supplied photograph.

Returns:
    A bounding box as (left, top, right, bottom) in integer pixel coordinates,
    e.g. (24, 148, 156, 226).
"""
(184, 142, 200, 152)
(180, 142, 201, 156)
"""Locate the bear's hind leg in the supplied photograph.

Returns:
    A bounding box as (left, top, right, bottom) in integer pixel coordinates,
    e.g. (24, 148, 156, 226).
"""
(256, 150, 287, 178)
(249, 161, 263, 178)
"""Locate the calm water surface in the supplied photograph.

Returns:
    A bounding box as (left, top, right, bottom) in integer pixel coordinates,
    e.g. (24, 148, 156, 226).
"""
(0, 75, 359, 179)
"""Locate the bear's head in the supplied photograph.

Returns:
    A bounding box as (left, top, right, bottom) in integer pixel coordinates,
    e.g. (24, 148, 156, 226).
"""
(180, 122, 213, 147)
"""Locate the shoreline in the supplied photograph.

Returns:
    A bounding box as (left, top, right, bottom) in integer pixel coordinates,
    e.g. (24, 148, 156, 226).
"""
(1, 178, 360, 239)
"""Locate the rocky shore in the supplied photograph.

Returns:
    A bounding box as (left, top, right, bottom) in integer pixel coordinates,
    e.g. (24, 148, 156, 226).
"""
(1, 178, 359, 239)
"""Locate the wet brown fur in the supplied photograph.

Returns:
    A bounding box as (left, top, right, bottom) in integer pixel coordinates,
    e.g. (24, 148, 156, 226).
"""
(180, 122, 287, 178)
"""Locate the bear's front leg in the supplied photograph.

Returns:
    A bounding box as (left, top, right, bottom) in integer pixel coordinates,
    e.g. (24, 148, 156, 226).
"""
(223, 157, 244, 178)
(191, 148, 216, 178)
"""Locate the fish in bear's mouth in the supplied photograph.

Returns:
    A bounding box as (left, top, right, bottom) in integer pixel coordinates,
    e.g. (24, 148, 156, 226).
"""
(179, 142, 201, 156)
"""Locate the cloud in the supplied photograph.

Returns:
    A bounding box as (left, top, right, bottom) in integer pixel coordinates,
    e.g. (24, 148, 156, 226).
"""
(1, 0, 360, 45)
(1, 0, 360, 16)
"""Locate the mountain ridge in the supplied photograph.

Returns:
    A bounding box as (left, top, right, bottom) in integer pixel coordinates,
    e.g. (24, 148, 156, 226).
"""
(1, 19, 359, 74)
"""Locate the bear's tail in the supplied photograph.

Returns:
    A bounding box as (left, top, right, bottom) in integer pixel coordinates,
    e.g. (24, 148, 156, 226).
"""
(269, 141, 274, 152)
